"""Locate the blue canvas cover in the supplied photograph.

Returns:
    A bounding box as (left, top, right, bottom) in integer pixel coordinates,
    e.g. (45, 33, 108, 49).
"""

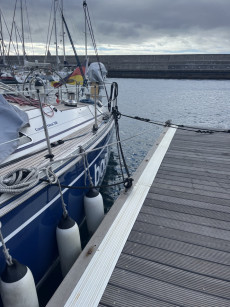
(0, 94, 29, 163)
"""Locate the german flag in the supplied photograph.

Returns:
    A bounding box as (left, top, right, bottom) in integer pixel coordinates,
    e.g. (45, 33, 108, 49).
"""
(51, 60, 87, 88)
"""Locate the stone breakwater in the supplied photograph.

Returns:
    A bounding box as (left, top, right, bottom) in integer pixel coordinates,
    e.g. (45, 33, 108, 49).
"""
(5, 54, 230, 79)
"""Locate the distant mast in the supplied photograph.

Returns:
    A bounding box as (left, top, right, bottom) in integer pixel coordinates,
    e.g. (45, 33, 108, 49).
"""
(21, 0, 26, 64)
(14, 21, 20, 64)
(83, 0, 87, 62)
(54, 0, 59, 68)
(61, 0, 66, 65)
(0, 10, 6, 65)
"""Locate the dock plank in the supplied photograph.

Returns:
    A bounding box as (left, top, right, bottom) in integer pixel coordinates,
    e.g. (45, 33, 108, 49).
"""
(143, 199, 230, 222)
(109, 268, 230, 307)
(116, 254, 230, 299)
(100, 128, 230, 306)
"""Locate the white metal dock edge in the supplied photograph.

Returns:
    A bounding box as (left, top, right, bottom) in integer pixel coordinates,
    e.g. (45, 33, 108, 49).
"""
(47, 126, 177, 307)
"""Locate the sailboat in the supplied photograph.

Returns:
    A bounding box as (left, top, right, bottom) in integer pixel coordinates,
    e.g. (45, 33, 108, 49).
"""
(0, 1, 116, 306)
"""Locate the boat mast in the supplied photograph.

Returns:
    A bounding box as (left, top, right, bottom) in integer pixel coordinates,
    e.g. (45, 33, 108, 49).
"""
(14, 21, 20, 64)
(83, 1, 87, 62)
(54, 0, 59, 69)
(0, 10, 6, 65)
(21, 0, 26, 64)
(61, 0, 66, 65)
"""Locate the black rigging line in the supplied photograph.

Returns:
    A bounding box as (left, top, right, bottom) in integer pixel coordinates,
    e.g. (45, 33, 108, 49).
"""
(111, 82, 133, 189)
(120, 113, 230, 134)
(59, 7, 86, 84)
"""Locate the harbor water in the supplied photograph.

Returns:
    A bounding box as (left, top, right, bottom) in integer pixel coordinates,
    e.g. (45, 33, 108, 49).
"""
(101, 78, 230, 209)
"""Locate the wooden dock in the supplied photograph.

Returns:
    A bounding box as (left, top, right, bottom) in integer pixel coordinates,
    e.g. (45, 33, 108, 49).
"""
(47, 126, 230, 307)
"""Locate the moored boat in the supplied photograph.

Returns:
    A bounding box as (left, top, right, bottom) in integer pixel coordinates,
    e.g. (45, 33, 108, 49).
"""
(0, 0, 119, 304)
(0, 68, 116, 302)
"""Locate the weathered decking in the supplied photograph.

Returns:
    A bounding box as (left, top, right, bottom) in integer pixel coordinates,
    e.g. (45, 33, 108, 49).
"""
(47, 127, 230, 307)
(100, 128, 230, 307)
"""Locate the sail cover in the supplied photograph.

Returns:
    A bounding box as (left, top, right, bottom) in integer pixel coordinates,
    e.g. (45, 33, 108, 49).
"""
(0, 94, 29, 163)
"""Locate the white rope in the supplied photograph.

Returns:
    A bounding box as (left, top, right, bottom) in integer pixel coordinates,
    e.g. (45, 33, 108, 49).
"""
(80, 146, 94, 187)
(45, 166, 68, 217)
(0, 168, 40, 194)
(0, 221, 13, 266)
(57, 178, 68, 218)
(45, 166, 58, 185)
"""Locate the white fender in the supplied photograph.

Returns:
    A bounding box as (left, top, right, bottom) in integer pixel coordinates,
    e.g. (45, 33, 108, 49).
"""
(56, 215, 82, 277)
(0, 259, 39, 307)
(84, 188, 104, 235)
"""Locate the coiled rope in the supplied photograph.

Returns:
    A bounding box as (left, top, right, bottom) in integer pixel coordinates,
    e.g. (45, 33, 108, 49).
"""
(0, 168, 40, 194)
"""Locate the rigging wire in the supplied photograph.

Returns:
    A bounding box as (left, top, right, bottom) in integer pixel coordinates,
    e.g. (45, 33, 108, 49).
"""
(59, 5, 85, 82)
(25, 0, 34, 56)
(14, 21, 20, 61)
(44, 0, 55, 62)
(83, 1, 109, 102)
(2, 0, 19, 64)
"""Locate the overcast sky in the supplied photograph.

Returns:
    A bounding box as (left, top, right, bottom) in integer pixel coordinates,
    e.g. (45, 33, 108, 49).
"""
(1, 0, 230, 56)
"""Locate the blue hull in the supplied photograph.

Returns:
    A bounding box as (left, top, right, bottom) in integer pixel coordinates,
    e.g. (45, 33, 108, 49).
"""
(0, 124, 114, 285)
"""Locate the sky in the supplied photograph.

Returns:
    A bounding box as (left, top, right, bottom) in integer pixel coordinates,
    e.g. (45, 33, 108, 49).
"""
(1, 0, 230, 56)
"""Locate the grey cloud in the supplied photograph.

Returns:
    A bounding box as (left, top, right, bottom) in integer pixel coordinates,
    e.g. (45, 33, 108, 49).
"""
(1, 0, 230, 54)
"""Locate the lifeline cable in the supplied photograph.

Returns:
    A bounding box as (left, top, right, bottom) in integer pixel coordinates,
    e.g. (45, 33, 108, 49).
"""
(39, 178, 128, 190)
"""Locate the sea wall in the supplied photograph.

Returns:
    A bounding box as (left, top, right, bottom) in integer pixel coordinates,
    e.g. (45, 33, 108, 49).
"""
(5, 54, 230, 79)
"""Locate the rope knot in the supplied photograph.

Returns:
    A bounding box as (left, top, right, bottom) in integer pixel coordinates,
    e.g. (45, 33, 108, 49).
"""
(45, 167, 58, 184)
